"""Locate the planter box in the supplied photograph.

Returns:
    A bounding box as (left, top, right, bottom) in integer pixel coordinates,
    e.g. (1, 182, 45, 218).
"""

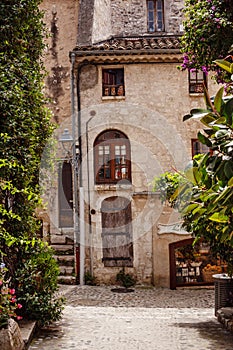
(0, 318, 24, 350)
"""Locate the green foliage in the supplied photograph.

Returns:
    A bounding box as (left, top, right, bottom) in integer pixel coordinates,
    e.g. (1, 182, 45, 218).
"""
(0, 263, 22, 329)
(180, 0, 233, 87)
(15, 241, 65, 326)
(84, 271, 97, 286)
(181, 87, 233, 272)
(0, 1, 63, 325)
(155, 75, 233, 273)
(160, 87, 233, 273)
(152, 171, 187, 208)
(116, 268, 136, 289)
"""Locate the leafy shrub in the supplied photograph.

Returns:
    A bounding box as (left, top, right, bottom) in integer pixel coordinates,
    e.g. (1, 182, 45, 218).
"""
(15, 240, 65, 327)
(153, 171, 187, 208)
(116, 268, 136, 289)
(84, 271, 97, 286)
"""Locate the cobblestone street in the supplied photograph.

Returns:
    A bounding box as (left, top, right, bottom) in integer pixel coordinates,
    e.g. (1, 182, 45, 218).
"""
(29, 286, 233, 350)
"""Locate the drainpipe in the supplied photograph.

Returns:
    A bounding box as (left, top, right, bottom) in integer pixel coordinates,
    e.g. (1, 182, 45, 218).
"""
(76, 61, 97, 284)
(76, 60, 86, 285)
(86, 113, 96, 276)
(70, 52, 80, 282)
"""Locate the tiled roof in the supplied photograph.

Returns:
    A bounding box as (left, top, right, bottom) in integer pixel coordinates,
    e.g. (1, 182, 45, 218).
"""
(74, 35, 181, 53)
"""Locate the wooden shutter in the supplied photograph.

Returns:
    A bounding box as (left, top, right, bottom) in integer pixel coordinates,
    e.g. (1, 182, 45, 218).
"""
(101, 196, 133, 267)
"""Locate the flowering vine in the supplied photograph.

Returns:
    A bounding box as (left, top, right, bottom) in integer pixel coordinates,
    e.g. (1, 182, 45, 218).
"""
(180, 0, 233, 88)
(0, 263, 22, 329)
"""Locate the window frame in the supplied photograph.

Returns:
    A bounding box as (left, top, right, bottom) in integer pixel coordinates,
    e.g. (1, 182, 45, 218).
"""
(188, 70, 207, 94)
(191, 139, 210, 158)
(147, 0, 164, 33)
(94, 130, 131, 185)
(102, 68, 125, 97)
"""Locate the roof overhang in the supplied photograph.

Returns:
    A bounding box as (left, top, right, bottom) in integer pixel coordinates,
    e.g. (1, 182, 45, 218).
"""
(70, 35, 183, 66)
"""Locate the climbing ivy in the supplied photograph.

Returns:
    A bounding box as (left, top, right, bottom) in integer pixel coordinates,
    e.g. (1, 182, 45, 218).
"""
(0, 1, 63, 325)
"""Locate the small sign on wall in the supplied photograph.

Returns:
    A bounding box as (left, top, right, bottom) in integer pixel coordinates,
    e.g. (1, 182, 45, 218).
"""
(158, 222, 189, 235)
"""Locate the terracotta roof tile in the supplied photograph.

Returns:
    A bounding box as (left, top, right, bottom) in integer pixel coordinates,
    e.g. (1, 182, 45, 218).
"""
(75, 36, 180, 53)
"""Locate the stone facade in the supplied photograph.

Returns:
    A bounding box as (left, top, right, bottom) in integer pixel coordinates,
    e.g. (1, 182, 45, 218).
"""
(40, 0, 220, 287)
(41, 0, 78, 125)
(78, 0, 184, 45)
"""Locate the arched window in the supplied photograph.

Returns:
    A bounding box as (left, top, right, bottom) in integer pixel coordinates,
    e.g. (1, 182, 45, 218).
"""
(94, 130, 131, 184)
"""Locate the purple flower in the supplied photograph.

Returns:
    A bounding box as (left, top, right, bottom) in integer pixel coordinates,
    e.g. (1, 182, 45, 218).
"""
(201, 66, 208, 75)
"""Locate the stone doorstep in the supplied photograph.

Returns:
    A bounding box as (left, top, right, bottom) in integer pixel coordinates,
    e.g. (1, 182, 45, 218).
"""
(18, 320, 37, 349)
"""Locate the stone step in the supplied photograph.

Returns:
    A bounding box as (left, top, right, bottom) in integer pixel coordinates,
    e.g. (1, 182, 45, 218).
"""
(54, 255, 75, 266)
(59, 265, 75, 276)
(50, 235, 74, 245)
(58, 275, 76, 285)
(51, 244, 74, 255)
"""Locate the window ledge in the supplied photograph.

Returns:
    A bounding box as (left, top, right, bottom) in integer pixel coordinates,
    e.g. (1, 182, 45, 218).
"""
(95, 184, 133, 191)
(102, 96, 126, 101)
(189, 93, 204, 97)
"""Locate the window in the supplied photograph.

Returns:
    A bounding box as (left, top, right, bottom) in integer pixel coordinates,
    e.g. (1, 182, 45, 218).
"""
(102, 68, 125, 97)
(147, 0, 164, 32)
(94, 130, 131, 184)
(58, 161, 73, 227)
(191, 139, 210, 158)
(189, 70, 207, 94)
(101, 196, 133, 267)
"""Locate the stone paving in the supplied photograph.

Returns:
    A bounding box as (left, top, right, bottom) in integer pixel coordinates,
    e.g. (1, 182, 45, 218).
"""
(28, 285, 233, 350)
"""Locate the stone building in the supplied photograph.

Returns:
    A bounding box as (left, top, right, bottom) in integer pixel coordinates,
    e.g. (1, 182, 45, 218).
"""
(40, 0, 218, 288)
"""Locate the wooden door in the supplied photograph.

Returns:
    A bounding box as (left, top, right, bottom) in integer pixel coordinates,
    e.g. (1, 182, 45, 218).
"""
(58, 161, 73, 227)
(101, 196, 133, 267)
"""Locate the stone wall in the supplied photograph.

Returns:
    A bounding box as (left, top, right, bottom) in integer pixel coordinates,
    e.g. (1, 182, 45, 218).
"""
(110, 0, 147, 37)
(40, 0, 78, 125)
(77, 0, 185, 45)
(166, 0, 184, 34)
(40, 0, 78, 240)
(111, 0, 184, 37)
(92, 0, 112, 43)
